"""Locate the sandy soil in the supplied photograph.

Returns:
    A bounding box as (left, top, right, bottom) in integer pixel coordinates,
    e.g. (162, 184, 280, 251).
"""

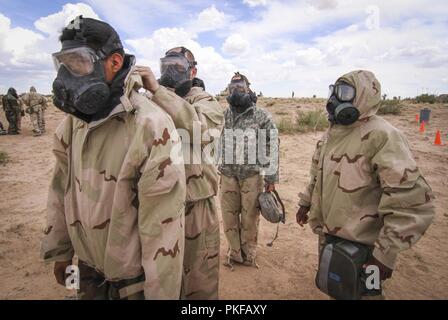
(0, 98, 447, 300)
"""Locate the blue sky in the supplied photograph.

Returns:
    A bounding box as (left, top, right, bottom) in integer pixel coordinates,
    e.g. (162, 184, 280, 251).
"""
(1, 0, 447, 97)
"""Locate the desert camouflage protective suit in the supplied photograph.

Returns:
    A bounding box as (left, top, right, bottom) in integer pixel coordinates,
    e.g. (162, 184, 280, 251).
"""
(41, 67, 187, 300)
(151, 84, 225, 300)
(2, 88, 21, 134)
(219, 103, 279, 265)
(22, 86, 47, 136)
(298, 70, 435, 298)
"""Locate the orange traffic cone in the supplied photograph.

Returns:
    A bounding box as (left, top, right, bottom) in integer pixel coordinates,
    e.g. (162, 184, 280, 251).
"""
(416, 114, 419, 123)
(419, 121, 425, 133)
(434, 130, 442, 146)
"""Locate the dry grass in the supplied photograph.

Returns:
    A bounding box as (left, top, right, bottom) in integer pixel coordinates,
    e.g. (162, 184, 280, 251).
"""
(277, 109, 329, 134)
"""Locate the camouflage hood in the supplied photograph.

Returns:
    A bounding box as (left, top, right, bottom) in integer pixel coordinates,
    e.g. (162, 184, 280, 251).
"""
(337, 70, 381, 120)
(7, 87, 18, 99)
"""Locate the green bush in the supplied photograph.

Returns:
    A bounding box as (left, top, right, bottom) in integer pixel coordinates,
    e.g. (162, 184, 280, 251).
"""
(276, 109, 329, 134)
(378, 99, 402, 115)
(416, 94, 436, 104)
(296, 109, 329, 132)
(0, 151, 8, 165)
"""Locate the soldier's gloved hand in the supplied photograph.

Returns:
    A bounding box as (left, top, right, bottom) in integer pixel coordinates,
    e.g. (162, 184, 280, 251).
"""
(363, 256, 393, 281)
(134, 65, 160, 94)
(53, 260, 72, 286)
(296, 206, 310, 226)
(265, 183, 275, 192)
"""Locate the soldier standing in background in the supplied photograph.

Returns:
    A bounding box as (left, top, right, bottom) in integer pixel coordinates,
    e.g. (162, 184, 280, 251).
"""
(2, 87, 21, 135)
(219, 72, 279, 269)
(136, 46, 225, 300)
(22, 86, 47, 136)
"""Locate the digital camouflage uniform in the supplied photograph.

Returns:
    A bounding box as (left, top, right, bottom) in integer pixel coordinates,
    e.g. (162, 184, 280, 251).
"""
(2, 88, 21, 134)
(151, 85, 225, 300)
(41, 69, 187, 300)
(22, 87, 47, 136)
(298, 70, 435, 299)
(219, 104, 279, 265)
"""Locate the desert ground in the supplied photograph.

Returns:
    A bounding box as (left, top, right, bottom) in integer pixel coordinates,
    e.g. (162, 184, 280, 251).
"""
(0, 97, 447, 300)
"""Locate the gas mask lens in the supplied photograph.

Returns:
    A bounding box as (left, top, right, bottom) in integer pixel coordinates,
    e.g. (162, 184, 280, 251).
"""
(228, 80, 248, 94)
(160, 55, 190, 75)
(52, 47, 99, 76)
(328, 83, 356, 102)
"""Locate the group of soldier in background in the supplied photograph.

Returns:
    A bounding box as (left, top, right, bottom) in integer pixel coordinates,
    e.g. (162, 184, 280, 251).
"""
(1, 86, 47, 136)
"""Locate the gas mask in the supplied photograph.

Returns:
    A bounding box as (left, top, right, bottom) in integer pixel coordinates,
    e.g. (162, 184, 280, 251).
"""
(326, 82, 360, 125)
(226, 79, 255, 112)
(52, 46, 110, 117)
(159, 50, 195, 97)
(51, 16, 124, 121)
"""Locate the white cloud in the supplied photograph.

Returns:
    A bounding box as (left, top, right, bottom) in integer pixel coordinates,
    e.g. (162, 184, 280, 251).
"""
(243, 0, 268, 7)
(308, 0, 338, 10)
(222, 34, 250, 56)
(34, 2, 99, 36)
(295, 48, 326, 66)
(188, 5, 230, 33)
(0, 3, 100, 94)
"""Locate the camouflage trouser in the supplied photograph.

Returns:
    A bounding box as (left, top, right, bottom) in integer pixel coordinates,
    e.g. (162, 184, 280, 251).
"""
(317, 235, 386, 300)
(4, 109, 19, 134)
(220, 174, 264, 264)
(77, 260, 145, 300)
(0, 121, 6, 134)
(181, 197, 220, 300)
(30, 105, 45, 135)
(17, 109, 22, 132)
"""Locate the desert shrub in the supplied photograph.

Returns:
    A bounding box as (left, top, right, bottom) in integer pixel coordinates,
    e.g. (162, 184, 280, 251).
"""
(378, 99, 402, 115)
(266, 100, 276, 107)
(276, 118, 297, 134)
(0, 151, 8, 165)
(276, 109, 328, 134)
(296, 109, 329, 132)
(416, 94, 436, 104)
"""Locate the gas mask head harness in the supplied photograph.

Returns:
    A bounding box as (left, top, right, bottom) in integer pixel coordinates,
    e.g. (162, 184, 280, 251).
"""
(226, 72, 257, 112)
(51, 15, 123, 120)
(326, 81, 359, 126)
(159, 46, 197, 97)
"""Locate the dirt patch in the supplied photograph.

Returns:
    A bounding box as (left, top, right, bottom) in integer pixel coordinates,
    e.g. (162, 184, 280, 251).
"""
(0, 100, 447, 299)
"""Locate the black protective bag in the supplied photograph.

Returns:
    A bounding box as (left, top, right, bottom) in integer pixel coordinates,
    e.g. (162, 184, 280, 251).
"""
(315, 235, 376, 300)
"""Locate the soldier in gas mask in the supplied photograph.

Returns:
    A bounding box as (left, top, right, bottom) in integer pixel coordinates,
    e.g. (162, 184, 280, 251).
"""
(2, 88, 21, 135)
(22, 86, 47, 136)
(219, 72, 279, 269)
(135, 47, 225, 300)
(296, 70, 435, 299)
(41, 16, 186, 300)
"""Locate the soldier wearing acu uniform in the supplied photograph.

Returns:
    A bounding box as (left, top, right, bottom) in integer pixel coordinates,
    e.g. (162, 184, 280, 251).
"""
(41, 16, 186, 300)
(219, 72, 279, 269)
(296, 70, 435, 299)
(22, 86, 47, 136)
(136, 46, 225, 300)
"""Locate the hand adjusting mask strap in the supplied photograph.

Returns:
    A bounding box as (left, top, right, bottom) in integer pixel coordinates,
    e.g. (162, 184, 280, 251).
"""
(326, 82, 360, 125)
(159, 47, 196, 97)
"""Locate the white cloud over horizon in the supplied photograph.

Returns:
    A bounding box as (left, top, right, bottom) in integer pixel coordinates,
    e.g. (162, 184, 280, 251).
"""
(0, 0, 447, 98)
